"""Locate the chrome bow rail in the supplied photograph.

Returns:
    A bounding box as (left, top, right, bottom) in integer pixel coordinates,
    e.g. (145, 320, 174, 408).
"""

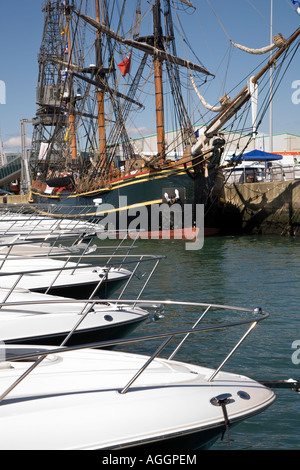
(0, 230, 165, 302)
(0, 203, 105, 220)
(0, 299, 269, 402)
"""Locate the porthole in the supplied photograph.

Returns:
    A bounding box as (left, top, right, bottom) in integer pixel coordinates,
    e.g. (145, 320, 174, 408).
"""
(104, 315, 113, 322)
(237, 391, 251, 400)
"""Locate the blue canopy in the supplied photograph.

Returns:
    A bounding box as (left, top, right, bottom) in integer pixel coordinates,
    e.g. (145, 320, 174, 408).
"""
(230, 149, 283, 162)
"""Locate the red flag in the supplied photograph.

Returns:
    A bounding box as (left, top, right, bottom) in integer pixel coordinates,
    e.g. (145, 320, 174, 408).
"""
(118, 53, 131, 77)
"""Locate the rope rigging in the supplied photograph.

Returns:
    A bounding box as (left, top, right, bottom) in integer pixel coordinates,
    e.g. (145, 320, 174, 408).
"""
(30, 0, 300, 204)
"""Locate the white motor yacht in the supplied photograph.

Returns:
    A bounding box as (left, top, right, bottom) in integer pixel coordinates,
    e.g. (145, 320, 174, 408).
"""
(0, 301, 276, 450)
(0, 235, 97, 257)
(0, 288, 150, 346)
(0, 256, 132, 298)
(0, 212, 99, 238)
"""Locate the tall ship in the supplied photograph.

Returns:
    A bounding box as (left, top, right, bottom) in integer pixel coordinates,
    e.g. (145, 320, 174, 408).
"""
(29, 0, 300, 237)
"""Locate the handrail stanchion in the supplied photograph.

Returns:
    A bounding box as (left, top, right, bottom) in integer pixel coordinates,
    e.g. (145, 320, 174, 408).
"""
(207, 321, 258, 382)
(168, 305, 212, 360)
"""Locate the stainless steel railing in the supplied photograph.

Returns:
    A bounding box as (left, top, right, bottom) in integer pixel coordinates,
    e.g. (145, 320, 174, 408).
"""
(0, 299, 268, 401)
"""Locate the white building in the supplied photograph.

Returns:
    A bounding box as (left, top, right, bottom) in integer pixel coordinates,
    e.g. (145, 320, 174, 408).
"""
(131, 129, 300, 162)
(131, 129, 300, 184)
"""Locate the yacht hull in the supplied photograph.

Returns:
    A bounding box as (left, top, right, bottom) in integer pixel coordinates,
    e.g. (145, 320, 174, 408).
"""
(0, 290, 150, 347)
(0, 347, 275, 450)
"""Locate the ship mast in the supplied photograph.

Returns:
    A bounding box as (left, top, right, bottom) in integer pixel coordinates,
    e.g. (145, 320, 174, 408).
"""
(95, 0, 106, 164)
(77, 1, 213, 165)
(153, 0, 166, 160)
(64, 1, 77, 162)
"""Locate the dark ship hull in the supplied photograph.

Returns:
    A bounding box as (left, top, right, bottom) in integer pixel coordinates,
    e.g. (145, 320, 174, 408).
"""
(31, 162, 224, 239)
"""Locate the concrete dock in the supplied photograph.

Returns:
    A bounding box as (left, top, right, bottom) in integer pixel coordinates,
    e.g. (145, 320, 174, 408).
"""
(0, 194, 30, 205)
(223, 180, 300, 236)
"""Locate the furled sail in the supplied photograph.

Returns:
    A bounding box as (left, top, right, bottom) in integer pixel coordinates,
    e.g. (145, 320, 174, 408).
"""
(179, 0, 195, 8)
(130, 138, 151, 163)
(190, 74, 231, 112)
(231, 34, 287, 55)
(76, 12, 214, 77)
(192, 27, 300, 156)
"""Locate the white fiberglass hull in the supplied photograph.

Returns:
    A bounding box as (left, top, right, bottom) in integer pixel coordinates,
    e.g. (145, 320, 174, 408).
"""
(0, 214, 99, 235)
(0, 346, 275, 450)
(0, 289, 149, 346)
(0, 237, 96, 257)
(0, 257, 131, 298)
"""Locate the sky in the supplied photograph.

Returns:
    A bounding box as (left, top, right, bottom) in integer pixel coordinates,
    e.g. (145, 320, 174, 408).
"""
(0, 0, 299, 154)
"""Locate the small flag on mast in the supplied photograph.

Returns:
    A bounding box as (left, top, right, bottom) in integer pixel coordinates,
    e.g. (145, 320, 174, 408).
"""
(291, 0, 300, 14)
(117, 53, 132, 77)
(61, 25, 69, 35)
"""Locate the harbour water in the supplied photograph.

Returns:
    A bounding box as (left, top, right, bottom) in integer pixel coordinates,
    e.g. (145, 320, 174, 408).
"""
(104, 234, 300, 451)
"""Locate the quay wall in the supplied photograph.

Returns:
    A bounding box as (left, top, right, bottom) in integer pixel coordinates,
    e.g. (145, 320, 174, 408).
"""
(0, 195, 30, 205)
(223, 180, 300, 236)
